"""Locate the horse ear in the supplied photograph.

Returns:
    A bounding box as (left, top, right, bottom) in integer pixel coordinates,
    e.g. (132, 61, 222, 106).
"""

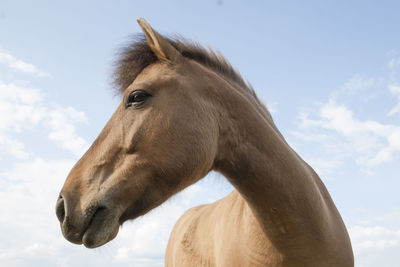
(137, 18, 180, 62)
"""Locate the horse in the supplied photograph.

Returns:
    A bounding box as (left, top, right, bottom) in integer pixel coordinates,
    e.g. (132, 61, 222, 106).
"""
(56, 18, 354, 266)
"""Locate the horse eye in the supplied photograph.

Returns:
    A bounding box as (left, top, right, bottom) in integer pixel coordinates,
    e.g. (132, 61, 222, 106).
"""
(126, 90, 151, 108)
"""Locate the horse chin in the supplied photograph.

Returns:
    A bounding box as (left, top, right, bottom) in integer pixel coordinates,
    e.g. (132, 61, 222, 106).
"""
(119, 196, 153, 224)
(81, 207, 120, 248)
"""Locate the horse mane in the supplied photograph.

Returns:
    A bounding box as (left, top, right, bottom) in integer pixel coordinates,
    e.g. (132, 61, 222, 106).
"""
(113, 34, 259, 102)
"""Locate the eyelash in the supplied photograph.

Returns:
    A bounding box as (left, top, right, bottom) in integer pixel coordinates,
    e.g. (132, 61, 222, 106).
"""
(125, 90, 152, 108)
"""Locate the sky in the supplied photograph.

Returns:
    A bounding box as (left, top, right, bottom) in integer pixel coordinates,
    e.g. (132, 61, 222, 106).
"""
(0, 1, 399, 266)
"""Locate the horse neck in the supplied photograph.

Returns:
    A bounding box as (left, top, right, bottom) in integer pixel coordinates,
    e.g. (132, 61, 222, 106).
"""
(211, 80, 350, 264)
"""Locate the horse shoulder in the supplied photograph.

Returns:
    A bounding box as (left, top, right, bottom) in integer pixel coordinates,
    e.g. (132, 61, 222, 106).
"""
(165, 202, 215, 266)
(165, 191, 274, 267)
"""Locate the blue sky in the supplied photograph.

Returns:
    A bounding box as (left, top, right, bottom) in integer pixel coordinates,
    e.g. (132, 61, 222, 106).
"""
(1, 1, 399, 266)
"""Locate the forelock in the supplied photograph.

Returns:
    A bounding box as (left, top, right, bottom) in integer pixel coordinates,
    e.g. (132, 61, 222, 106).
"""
(113, 34, 253, 95)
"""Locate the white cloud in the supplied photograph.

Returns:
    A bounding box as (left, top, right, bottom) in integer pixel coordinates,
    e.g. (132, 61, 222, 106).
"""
(0, 81, 89, 158)
(340, 74, 376, 94)
(388, 57, 400, 70)
(350, 226, 400, 251)
(0, 135, 29, 159)
(296, 98, 400, 168)
(114, 204, 180, 266)
(0, 50, 49, 77)
(349, 225, 400, 267)
(44, 107, 89, 157)
(0, 82, 44, 132)
(292, 58, 400, 173)
(0, 52, 90, 266)
(389, 84, 400, 94)
(388, 84, 400, 116)
(387, 54, 400, 117)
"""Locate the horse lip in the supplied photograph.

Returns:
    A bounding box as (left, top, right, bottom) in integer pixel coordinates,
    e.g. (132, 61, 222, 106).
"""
(61, 205, 107, 246)
(81, 206, 119, 248)
(62, 228, 84, 245)
(82, 206, 107, 232)
(62, 203, 119, 248)
(86, 206, 107, 229)
(61, 219, 84, 245)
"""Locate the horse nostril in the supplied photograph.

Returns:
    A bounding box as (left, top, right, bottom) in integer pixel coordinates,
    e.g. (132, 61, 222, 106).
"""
(56, 195, 65, 223)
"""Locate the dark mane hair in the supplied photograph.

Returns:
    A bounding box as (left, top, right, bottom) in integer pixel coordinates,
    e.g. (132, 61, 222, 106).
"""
(113, 34, 256, 97)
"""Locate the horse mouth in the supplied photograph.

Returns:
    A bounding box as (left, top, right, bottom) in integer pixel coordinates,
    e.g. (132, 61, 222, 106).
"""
(83, 206, 119, 248)
(64, 206, 120, 248)
(61, 196, 154, 248)
(61, 202, 145, 248)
